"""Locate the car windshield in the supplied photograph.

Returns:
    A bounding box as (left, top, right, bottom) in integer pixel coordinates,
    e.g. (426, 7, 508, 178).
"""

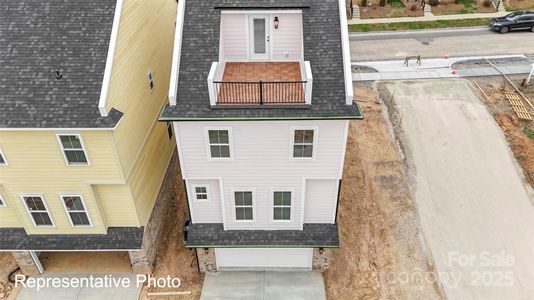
(505, 12, 523, 20)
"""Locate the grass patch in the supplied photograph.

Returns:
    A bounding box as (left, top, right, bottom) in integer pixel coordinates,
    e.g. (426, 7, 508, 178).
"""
(524, 126, 534, 140)
(389, 0, 406, 9)
(349, 18, 491, 31)
(456, 0, 477, 13)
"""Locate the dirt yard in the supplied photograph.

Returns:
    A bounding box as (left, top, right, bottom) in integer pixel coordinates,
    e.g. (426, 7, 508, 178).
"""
(430, 0, 496, 15)
(323, 84, 443, 300)
(505, 0, 534, 10)
(139, 156, 203, 300)
(469, 76, 534, 190)
(359, 0, 424, 19)
(0, 253, 18, 300)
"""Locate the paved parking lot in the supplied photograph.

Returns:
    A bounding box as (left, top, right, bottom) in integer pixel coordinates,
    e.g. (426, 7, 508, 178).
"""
(200, 272, 325, 300)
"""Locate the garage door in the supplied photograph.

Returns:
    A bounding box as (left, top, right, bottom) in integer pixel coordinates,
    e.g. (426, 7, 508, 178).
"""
(215, 248, 313, 270)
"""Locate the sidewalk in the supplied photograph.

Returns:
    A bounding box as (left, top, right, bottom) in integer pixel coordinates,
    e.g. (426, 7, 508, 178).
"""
(349, 10, 508, 24)
(352, 55, 531, 81)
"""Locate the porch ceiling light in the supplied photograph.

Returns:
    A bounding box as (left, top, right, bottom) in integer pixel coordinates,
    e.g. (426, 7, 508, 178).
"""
(274, 16, 279, 29)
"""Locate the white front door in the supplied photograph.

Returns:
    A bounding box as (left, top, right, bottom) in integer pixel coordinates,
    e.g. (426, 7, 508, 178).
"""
(249, 16, 270, 60)
(215, 248, 313, 270)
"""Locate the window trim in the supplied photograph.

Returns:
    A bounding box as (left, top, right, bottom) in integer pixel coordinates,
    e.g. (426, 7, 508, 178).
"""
(290, 126, 318, 160)
(231, 189, 255, 223)
(0, 146, 8, 166)
(19, 194, 55, 228)
(56, 133, 91, 166)
(204, 127, 234, 161)
(270, 189, 295, 223)
(59, 194, 93, 227)
(0, 194, 6, 208)
(191, 184, 210, 202)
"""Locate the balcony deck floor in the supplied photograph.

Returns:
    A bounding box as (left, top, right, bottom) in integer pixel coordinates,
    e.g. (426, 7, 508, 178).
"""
(218, 62, 305, 105)
(222, 62, 302, 82)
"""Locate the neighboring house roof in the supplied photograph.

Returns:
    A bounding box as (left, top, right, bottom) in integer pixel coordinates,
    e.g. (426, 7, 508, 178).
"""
(186, 223, 339, 247)
(160, 0, 362, 121)
(0, 227, 144, 250)
(0, 0, 122, 128)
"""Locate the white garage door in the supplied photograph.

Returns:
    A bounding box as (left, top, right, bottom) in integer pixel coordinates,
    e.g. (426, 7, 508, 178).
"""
(215, 248, 313, 270)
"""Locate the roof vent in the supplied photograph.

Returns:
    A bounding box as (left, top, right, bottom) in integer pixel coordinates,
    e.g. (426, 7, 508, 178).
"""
(54, 69, 63, 80)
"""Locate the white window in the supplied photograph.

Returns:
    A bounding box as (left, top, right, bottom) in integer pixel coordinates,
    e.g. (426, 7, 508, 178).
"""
(61, 195, 91, 227)
(0, 147, 7, 165)
(0, 194, 6, 208)
(147, 70, 155, 92)
(57, 134, 89, 165)
(273, 191, 292, 221)
(291, 128, 317, 159)
(21, 195, 54, 227)
(193, 185, 209, 201)
(206, 128, 232, 159)
(234, 191, 254, 221)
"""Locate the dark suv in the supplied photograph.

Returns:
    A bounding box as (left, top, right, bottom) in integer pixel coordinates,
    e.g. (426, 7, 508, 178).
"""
(489, 11, 534, 33)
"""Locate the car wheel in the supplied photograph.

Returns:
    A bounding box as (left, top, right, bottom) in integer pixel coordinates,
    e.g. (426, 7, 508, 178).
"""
(499, 26, 509, 34)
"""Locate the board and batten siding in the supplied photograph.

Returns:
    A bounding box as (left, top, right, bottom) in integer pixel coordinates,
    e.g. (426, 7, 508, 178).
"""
(187, 179, 223, 223)
(0, 131, 122, 234)
(304, 179, 339, 223)
(106, 0, 177, 177)
(220, 13, 303, 61)
(175, 120, 347, 230)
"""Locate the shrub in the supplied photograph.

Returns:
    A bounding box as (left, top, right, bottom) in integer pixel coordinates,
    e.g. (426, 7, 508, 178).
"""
(361, 0, 368, 6)
(455, 0, 460, 4)
(410, 3, 419, 10)
(483, 0, 492, 7)
(429, 0, 439, 6)
(379, 0, 387, 6)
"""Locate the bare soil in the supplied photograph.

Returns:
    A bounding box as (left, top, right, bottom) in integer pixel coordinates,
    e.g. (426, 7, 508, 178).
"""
(359, 0, 424, 19)
(430, 0, 496, 15)
(139, 156, 203, 300)
(0, 253, 18, 300)
(323, 84, 444, 300)
(469, 77, 534, 189)
(505, 0, 534, 10)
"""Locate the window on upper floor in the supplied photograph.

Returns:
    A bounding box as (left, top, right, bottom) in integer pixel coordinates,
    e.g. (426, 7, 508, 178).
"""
(234, 191, 254, 221)
(273, 191, 292, 221)
(0, 147, 7, 165)
(21, 195, 54, 227)
(57, 134, 89, 165)
(0, 194, 6, 208)
(207, 129, 232, 159)
(292, 128, 316, 159)
(61, 195, 91, 227)
(193, 185, 209, 201)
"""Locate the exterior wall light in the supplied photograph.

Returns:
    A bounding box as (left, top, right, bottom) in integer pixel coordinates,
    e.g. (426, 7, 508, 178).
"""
(274, 16, 279, 29)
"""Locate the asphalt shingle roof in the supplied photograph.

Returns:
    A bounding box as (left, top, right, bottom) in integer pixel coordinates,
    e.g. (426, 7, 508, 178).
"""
(0, 0, 122, 128)
(160, 0, 362, 121)
(186, 223, 339, 247)
(0, 227, 144, 250)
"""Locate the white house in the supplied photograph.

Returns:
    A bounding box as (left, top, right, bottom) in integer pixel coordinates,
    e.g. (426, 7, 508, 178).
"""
(161, 0, 362, 271)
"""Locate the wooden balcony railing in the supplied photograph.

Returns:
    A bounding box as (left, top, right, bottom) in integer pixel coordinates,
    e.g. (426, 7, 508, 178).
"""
(213, 81, 307, 105)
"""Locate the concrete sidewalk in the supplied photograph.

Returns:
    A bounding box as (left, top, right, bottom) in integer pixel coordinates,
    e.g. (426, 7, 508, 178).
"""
(382, 79, 534, 299)
(349, 10, 508, 24)
(352, 55, 532, 81)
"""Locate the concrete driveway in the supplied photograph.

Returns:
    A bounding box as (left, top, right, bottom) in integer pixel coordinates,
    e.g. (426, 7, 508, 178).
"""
(200, 272, 325, 300)
(382, 79, 534, 300)
(16, 273, 142, 300)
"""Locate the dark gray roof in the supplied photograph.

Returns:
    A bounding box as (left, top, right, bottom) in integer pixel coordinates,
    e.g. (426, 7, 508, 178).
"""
(0, 227, 143, 250)
(0, 0, 122, 128)
(160, 0, 362, 121)
(186, 223, 339, 247)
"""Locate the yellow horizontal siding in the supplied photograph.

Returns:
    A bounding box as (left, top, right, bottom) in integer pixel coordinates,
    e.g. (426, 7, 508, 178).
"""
(92, 184, 139, 226)
(0, 185, 21, 227)
(129, 120, 174, 225)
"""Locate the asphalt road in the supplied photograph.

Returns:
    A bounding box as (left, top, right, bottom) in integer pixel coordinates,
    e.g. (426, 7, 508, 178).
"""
(350, 27, 534, 61)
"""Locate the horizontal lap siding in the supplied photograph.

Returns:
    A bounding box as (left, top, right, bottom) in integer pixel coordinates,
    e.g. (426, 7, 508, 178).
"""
(221, 14, 247, 59)
(0, 131, 122, 234)
(188, 179, 223, 223)
(93, 184, 139, 227)
(176, 120, 346, 230)
(304, 179, 339, 223)
(272, 14, 303, 60)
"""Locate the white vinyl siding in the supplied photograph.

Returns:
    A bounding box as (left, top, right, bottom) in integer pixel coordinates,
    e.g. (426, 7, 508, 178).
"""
(187, 179, 223, 223)
(304, 179, 339, 223)
(175, 120, 347, 230)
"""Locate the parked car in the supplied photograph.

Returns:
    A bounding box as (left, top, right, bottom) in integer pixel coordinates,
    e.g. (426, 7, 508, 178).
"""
(489, 11, 534, 33)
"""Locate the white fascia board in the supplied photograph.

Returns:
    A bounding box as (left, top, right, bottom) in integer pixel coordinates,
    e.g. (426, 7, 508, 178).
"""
(98, 0, 124, 117)
(337, 0, 354, 105)
(168, 0, 187, 106)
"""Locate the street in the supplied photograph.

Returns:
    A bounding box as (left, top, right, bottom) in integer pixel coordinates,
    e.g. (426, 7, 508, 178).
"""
(350, 27, 534, 61)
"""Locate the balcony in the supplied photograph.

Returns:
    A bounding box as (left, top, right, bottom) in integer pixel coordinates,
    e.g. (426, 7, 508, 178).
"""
(207, 62, 313, 107)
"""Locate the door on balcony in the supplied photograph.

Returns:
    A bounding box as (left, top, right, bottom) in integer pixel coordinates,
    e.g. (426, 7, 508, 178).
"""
(249, 16, 270, 60)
